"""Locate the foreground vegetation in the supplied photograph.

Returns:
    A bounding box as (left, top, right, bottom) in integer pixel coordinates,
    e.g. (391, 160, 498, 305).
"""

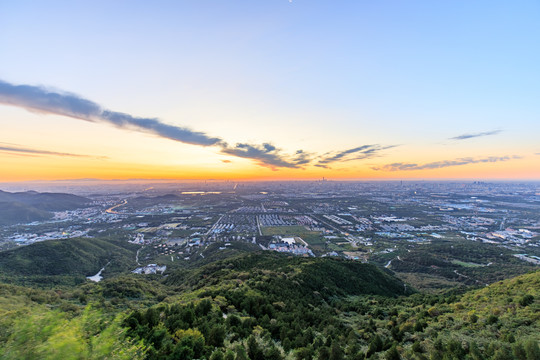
(0, 240, 538, 360)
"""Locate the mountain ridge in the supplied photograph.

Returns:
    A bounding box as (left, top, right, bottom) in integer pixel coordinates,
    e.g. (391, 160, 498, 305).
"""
(0, 189, 91, 225)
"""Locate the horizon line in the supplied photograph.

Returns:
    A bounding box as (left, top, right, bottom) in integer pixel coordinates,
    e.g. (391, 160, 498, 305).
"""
(1, 177, 540, 183)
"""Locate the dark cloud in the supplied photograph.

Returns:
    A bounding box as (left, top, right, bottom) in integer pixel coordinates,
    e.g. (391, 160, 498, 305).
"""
(220, 143, 310, 169)
(372, 155, 520, 171)
(317, 144, 397, 166)
(0, 80, 221, 146)
(292, 150, 313, 166)
(0, 142, 106, 159)
(319, 145, 372, 164)
(263, 143, 276, 152)
(221, 159, 232, 163)
(0, 81, 102, 120)
(101, 111, 221, 146)
(449, 130, 501, 141)
(0, 80, 400, 170)
(0, 80, 307, 168)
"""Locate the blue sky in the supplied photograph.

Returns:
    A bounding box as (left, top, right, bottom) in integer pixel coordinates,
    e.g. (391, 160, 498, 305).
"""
(1, 1, 539, 180)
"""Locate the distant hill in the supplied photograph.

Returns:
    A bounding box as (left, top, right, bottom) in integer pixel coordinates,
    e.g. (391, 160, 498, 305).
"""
(0, 189, 90, 225)
(0, 201, 53, 225)
(0, 189, 90, 211)
(0, 238, 138, 286)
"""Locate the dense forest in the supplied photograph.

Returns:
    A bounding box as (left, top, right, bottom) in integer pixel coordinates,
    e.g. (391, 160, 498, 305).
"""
(0, 240, 538, 359)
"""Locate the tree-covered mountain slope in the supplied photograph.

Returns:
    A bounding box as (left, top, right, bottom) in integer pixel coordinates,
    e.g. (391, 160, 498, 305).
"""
(0, 237, 138, 286)
(121, 260, 539, 360)
(335, 270, 539, 359)
(0, 248, 537, 360)
(165, 252, 412, 300)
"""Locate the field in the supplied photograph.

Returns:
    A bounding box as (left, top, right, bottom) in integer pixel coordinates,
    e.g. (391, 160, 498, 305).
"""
(260, 226, 328, 253)
(451, 259, 485, 268)
(260, 225, 310, 236)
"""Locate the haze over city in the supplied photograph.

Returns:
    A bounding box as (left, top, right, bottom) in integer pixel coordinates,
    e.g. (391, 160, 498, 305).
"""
(1, 1, 539, 181)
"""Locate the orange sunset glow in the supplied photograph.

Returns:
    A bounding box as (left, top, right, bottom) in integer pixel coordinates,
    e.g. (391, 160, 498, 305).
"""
(1, 1, 539, 182)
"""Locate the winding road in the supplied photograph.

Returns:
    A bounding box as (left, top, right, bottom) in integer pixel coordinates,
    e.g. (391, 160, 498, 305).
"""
(105, 199, 127, 214)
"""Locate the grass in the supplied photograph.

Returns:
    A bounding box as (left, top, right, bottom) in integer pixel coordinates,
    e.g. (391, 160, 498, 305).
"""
(395, 272, 462, 293)
(260, 225, 310, 236)
(451, 259, 485, 268)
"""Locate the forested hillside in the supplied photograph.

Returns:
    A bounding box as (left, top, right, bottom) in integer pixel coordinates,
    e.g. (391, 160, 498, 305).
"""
(0, 246, 538, 359)
(0, 238, 138, 286)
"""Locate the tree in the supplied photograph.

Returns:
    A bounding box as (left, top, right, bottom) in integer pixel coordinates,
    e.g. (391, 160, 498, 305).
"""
(469, 341, 484, 360)
(210, 350, 225, 360)
(265, 345, 283, 360)
(385, 345, 400, 360)
(487, 315, 498, 325)
(512, 343, 526, 360)
(318, 346, 330, 360)
(282, 338, 292, 352)
(224, 349, 235, 360)
(295, 347, 313, 360)
(519, 295, 534, 307)
(181, 308, 195, 326)
(145, 308, 160, 328)
(446, 338, 466, 358)
(330, 342, 344, 360)
(196, 299, 213, 316)
(366, 335, 383, 358)
(524, 339, 540, 360)
(492, 346, 513, 360)
(412, 341, 423, 353)
(208, 325, 226, 347)
(247, 336, 262, 360)
(235, 345, 248, 360)
(173, 328, 205, 358)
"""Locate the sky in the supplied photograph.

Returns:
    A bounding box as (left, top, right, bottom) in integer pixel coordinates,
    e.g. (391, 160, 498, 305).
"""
(1, 0, 539, 181)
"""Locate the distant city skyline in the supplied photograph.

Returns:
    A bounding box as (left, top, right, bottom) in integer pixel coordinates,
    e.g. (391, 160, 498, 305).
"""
(1, 1, 539, 181)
